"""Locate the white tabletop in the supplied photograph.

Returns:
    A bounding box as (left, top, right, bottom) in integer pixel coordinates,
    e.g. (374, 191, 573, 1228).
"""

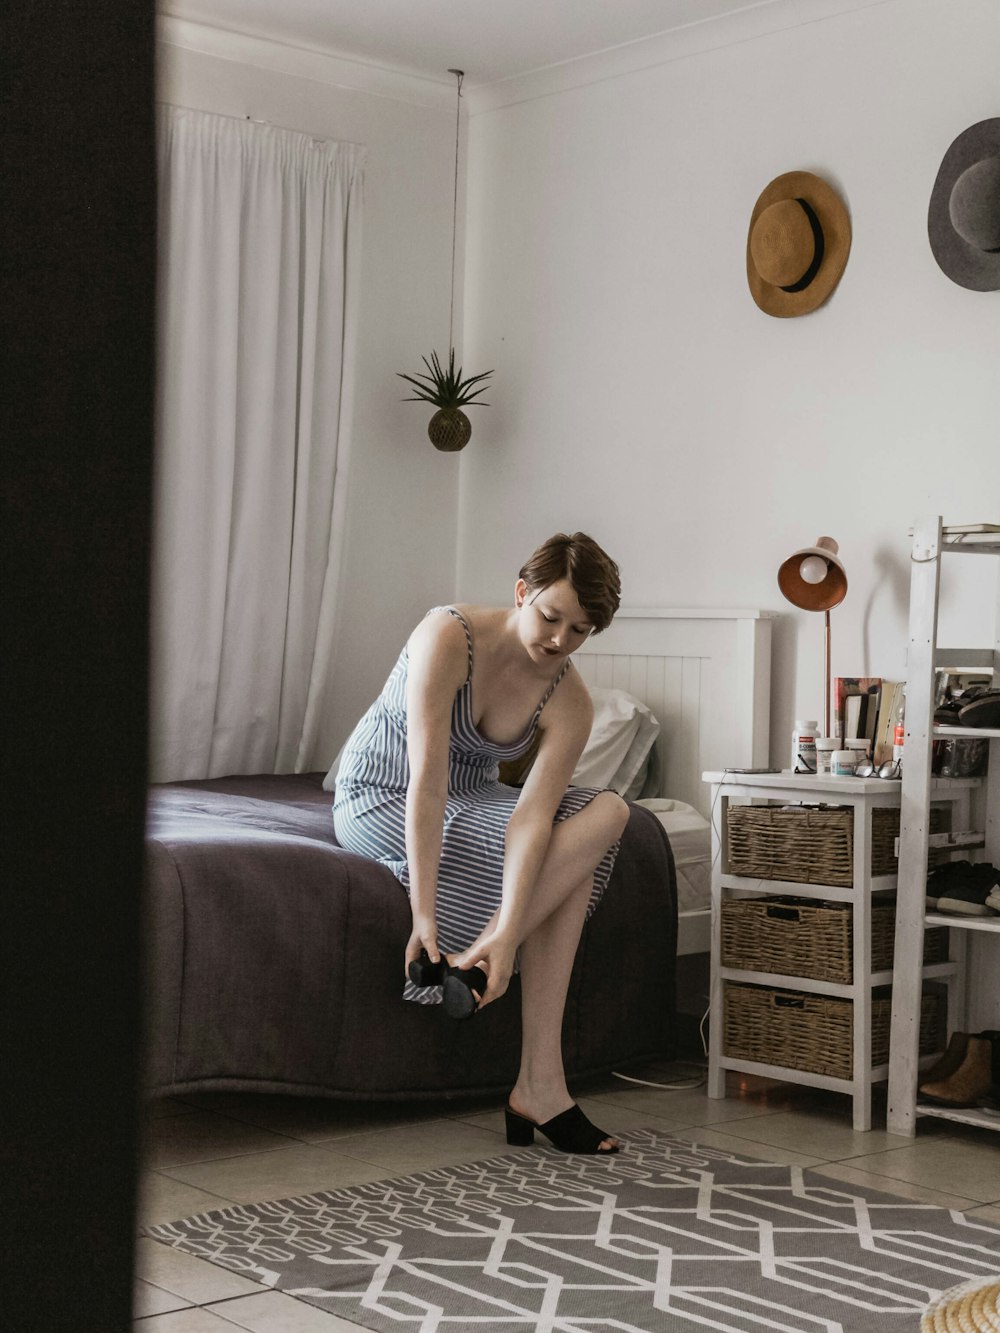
(702, 769, 979, 795)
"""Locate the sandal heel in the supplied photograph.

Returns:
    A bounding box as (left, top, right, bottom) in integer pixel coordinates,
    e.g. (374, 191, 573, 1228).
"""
(442, 964, 487, 1020)
(505, 1106, 535, 1146)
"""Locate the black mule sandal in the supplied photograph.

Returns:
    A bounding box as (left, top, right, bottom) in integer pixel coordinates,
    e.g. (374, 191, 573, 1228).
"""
(407, 949, 446, 988)
(442, 964, 488, 1019)
(504, 1102, 619, 1154)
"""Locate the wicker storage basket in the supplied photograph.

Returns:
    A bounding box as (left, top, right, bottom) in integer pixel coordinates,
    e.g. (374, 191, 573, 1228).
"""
(722, 982, 944, 1079)
(720, 897, 949, 984)
(726, 804, 943, 886)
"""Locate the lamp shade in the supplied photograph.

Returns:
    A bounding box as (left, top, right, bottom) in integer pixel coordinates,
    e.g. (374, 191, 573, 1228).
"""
(778, 536, 847, 611)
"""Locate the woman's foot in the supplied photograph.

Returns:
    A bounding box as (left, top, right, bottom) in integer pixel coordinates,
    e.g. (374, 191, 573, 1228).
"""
(508, 1087, 618, 1153)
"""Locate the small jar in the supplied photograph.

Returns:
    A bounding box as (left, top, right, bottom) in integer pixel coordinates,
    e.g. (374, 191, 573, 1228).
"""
(791, 719, 819, 773)
(815, 737, 839, 775)
(832, 748, 855, 776)
(845, 737, 870, 764)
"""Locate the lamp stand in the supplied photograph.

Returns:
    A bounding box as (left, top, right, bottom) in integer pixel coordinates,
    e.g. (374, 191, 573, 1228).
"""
(824, 609, 831, 739)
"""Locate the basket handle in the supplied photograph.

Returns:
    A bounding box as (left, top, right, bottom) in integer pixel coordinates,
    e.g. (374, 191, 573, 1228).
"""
(773, 994, 805, 1009)
(766, 905, 801, 922)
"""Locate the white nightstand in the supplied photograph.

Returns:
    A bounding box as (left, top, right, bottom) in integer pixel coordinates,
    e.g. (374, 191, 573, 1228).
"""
(702, 769, 975, 1130)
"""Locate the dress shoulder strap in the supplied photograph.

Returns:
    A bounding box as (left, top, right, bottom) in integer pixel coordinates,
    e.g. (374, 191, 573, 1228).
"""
(534, 659, 572, 719)
(426, 605, 474, 681)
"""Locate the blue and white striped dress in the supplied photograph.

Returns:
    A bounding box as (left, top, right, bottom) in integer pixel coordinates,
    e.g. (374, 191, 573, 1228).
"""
(333, 606, 620, 1004)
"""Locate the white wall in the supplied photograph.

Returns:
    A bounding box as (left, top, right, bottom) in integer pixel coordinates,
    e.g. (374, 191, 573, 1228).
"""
(458, 0, 1000, 761)
(157, 23, 467, 767)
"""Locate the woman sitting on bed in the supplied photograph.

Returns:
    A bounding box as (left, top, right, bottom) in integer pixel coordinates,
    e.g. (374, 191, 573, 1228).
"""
(333, 532, 628, 1155)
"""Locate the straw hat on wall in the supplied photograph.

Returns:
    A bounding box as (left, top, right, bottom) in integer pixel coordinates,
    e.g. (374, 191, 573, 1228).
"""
(746, 171, 852, 317)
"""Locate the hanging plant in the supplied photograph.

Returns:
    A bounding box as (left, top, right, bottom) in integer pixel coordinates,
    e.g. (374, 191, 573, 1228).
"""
(398, 349, 493, 452)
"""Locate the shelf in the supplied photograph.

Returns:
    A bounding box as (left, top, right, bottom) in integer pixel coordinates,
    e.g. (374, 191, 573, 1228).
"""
(714, 1055, 888, 1092)
(718, 875, 895, 901)
(924, 912, 1000, 934)
(932, 724, 1000, 740)
(895, 830, 985, 857)
(916, 1104, 1000, 1131)
(719, 962, 957, 995)
(887, 514, 1000, 1140)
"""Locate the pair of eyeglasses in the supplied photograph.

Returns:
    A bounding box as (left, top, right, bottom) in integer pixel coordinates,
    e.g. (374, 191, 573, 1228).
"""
(853, 758, 901, 779)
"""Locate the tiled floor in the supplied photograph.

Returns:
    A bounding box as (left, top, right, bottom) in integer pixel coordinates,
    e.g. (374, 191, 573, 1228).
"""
(134, 1060, 1000, 1331)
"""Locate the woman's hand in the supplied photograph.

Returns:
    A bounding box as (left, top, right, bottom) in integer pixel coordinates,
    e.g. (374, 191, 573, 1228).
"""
(452, 929, 517, 1008)
(404, 912, 440, 979)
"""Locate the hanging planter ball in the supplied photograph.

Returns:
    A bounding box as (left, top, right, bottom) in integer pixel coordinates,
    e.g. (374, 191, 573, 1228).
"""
(428, 407, 472, 452)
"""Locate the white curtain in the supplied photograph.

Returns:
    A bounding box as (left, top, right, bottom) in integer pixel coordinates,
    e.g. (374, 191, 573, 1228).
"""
(151, 107, 365, 781)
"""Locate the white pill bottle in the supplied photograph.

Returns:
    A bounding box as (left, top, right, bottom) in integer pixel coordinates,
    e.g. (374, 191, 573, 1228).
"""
(791, 719, 819, 773)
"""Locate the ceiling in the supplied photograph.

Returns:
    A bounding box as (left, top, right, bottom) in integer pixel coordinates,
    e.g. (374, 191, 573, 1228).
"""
(159, 0, 773, 88)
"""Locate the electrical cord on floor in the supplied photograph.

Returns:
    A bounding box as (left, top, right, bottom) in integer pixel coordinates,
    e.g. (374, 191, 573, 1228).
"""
(609, 999, 713, 1090)
(610, 1066, 706, 1090)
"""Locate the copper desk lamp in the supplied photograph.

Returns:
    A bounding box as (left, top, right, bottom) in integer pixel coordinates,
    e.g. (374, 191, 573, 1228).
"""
(778, 536, 848, 738)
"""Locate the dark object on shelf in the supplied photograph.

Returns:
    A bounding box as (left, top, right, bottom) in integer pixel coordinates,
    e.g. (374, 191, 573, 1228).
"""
(926, 860, 1000, 915)
(919, 1029, 1000, 1107)
(958, 688, 1000, 729)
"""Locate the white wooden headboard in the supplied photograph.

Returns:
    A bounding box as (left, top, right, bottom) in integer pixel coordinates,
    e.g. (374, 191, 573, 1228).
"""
(574, 608, 772, 819)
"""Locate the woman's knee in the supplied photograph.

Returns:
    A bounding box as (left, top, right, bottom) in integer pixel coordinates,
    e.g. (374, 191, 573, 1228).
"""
(593, 790, 629, 841)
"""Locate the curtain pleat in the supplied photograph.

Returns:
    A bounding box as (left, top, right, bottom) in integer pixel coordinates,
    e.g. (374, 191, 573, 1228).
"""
(150, 107, 364, 781)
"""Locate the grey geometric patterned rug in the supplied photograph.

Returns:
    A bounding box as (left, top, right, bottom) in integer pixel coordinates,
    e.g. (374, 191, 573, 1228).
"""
(144, 1128, 1000, 1332)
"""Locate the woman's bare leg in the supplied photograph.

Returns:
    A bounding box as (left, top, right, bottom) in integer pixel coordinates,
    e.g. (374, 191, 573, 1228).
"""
(452, 791, 629, 960)
(509, 875, 621, 1147)
(452, 791, 629, 1150)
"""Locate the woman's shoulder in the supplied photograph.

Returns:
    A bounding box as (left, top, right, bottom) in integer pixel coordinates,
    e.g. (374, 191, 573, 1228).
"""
(407, 607, 473, 676)
(540, 661, 593, 728)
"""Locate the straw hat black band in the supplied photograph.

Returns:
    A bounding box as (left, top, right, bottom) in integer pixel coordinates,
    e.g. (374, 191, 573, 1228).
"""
(746, 171, 851, 317)
(780, 199, 825, 292)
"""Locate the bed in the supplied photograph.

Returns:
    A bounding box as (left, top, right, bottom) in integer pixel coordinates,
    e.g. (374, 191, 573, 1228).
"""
(143, 608, 770, 1100)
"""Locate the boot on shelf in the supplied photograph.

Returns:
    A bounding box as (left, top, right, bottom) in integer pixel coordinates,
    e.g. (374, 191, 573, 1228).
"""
(917, 1030, 969, 1087)
(918, 1031, 999, 1108)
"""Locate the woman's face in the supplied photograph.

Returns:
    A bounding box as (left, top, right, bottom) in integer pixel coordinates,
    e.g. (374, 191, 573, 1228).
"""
(515, 577, 593, 664)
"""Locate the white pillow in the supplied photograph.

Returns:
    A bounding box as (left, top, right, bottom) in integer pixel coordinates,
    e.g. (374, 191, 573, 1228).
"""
(572, 686, 661, 798)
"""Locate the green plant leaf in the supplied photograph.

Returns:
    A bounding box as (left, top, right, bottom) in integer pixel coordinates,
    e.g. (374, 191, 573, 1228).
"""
(397, 348, 494, 407)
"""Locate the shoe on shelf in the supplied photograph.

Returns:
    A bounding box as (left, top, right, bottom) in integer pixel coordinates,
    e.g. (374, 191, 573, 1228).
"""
(919, 1032, 999, 1107)
(925, 859, 974, 910)
(918, 1031, 970, 1086)
(937, 882, 1000, 916)
(927, 861, 1000, 915)
(958, 688, 1000, 729)
(505, 1101, 619, 1154)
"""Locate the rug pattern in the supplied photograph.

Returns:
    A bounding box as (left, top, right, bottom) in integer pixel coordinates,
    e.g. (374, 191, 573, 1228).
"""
(145, 1129, 1000, 1332)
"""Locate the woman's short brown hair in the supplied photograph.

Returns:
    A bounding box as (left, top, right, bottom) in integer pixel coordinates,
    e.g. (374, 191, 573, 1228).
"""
(519, 532, 621, 633)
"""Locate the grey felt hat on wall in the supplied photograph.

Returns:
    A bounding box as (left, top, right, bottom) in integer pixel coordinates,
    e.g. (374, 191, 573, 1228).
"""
(928, 117, 1000, 291)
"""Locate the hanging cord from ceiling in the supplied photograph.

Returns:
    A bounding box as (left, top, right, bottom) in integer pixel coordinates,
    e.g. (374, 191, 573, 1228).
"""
(447, 69, 464, 352)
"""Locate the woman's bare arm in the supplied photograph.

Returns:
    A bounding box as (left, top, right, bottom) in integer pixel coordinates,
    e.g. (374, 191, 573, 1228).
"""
(455, 670, 593, 1004)
(403, 613, 469, 971)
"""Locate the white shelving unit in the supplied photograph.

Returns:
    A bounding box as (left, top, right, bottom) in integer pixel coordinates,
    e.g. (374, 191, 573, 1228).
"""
(887, 516, 1000, 1136)
(703, 770, 973, 1132)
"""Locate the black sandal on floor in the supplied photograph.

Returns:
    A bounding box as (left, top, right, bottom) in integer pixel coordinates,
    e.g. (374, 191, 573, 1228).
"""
(504, 1102, 619, 1154)
(442, 964, 488, 1019)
